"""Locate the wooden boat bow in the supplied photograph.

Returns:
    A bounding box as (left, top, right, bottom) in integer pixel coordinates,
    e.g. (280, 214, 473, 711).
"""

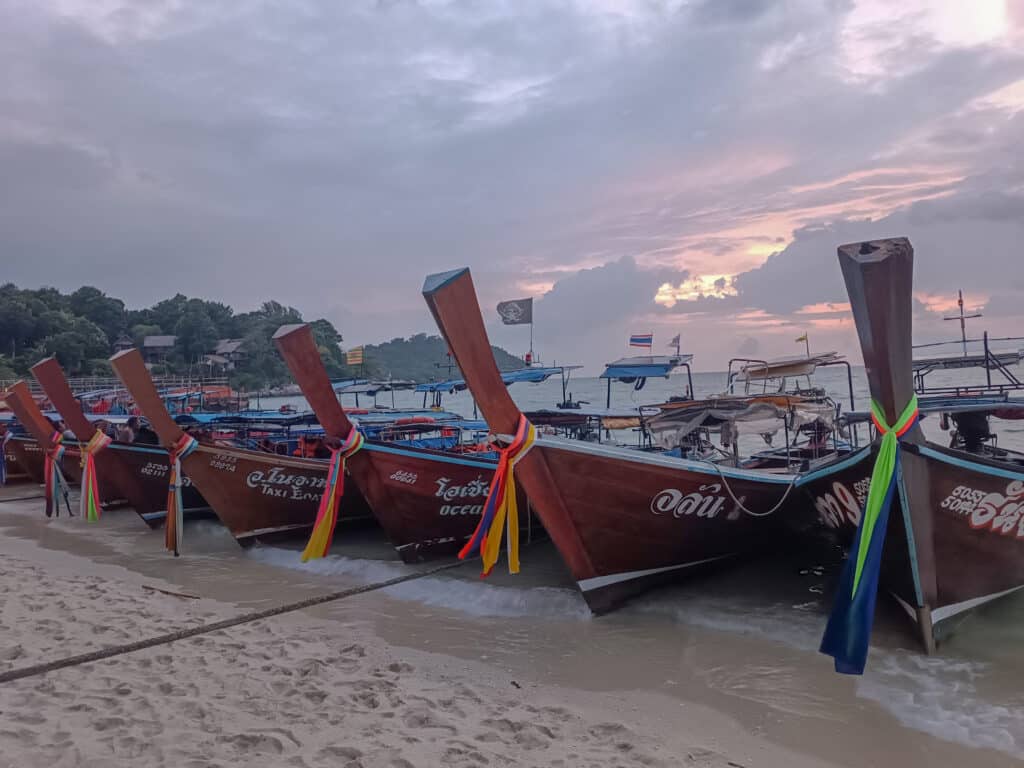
(109, 349, 189, 448)
(272, 324, 355, 439)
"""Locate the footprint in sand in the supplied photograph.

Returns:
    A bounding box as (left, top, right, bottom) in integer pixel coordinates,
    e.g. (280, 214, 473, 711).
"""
(401, 706, 457, 733)
(217, 732, 286, 755)
(316, 744, 362, 762)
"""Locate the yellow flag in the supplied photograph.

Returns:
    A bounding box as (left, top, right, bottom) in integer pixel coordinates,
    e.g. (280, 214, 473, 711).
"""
(795, 334, 808, 343)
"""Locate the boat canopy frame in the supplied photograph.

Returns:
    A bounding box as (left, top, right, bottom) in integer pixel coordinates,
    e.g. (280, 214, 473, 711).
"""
(912, 332, 1024, 396)
(599, 355, 695, 409)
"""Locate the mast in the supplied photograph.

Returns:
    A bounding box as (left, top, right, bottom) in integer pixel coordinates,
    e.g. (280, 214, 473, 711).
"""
(943, 289, 982, 357)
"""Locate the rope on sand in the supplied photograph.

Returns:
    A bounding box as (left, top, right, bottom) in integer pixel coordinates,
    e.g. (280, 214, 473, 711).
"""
(0, 495, 46, 503)
(0, 559, 469, 685)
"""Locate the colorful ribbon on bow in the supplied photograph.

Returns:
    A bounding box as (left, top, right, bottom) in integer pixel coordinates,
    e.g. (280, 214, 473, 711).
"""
(165, 434, 199, 556)
(79, 429, 112, 522)
(821, 395, 919, 675)
(44, 431, 69, 518)
(458, 415, 536, 577)
(300, 429, 364, 562)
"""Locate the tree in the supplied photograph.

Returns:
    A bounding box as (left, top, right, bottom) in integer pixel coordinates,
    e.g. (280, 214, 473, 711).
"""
(69, 286, 125, 342)
(33, 317, 109, 374)
(150, 294, 189, 335)
(175, 307, 219, 361)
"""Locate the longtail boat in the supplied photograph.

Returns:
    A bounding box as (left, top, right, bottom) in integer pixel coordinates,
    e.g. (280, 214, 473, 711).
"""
(273, 323, 510, 562)
(110, 348, 369, 546)
(31, 357, 209, 528)
(422, 268, 863, 612)
(3, 382, 84, 516)
(820, 238, 1024, 669)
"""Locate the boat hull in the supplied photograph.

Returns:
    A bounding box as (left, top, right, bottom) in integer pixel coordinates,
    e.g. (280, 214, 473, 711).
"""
(514, 437, 801, 613)
(7, 436, 86, 487)
(797, 447, 874, 537)
(105, 442, 211, 527)
(180, 444, 372, 545)
(3, 438, 30, 482)
(355, 443, 502, 562)
(903, 443, 1024, 641)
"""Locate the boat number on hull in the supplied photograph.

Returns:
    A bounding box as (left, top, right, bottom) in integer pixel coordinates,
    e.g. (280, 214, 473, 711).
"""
(435, 476, 489, 516)
(813, 478, 870, 530)
(209, 453, 237, 472)
(140, 461, 194, 487)
(942, 481, 1024, 539)
(246, 467, 327, 502)
(389, 470, 418, 485)
(650, 485, 738, 520)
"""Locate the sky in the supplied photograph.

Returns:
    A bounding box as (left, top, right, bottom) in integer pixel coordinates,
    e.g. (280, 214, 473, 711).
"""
(2, 0, 1023, 373)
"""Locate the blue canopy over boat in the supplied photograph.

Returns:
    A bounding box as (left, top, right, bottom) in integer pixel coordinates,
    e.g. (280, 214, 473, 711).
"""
(414, 366, 577, 394)
(601, 354, 694, 381)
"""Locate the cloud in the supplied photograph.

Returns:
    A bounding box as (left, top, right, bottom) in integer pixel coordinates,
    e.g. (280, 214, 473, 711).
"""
(1, 0, 1022, 373)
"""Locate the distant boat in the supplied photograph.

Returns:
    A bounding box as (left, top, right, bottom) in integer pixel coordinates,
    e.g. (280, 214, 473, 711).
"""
(422, 268, 868, 613)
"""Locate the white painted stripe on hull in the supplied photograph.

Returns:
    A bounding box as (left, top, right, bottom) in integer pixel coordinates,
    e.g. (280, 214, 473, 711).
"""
(933, 584, 1024, 623)
(236, 522, 313, 539)
(891, 584, 1024, 624)
(577, 554, 735, 593)
(892, 593, 919, 622)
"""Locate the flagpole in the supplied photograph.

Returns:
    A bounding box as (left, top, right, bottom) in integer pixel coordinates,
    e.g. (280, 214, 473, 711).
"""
(805, 335, 810, 358)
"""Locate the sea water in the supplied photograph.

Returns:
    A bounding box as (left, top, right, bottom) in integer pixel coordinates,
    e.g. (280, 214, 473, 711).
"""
(251, 364, 1024, 759)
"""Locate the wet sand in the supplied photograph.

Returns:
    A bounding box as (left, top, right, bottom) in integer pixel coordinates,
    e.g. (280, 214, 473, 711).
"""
(0, 484, 1020, 767)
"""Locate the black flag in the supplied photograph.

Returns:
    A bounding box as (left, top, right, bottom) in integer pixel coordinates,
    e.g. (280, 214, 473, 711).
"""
(496, 298, 533, 325)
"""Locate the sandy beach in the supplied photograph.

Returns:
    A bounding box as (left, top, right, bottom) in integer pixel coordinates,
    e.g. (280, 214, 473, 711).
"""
(0, 484, 1020, 767)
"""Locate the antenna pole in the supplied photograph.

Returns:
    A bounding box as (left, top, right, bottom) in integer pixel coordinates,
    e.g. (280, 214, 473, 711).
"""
(943, 289, 982, 357)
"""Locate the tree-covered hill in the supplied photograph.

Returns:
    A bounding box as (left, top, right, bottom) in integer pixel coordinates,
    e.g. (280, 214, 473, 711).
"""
(0, 284, 523, 388)
(362, 333, 523, 383)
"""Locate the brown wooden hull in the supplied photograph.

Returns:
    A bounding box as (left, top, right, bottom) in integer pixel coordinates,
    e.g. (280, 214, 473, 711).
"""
(105, 442, 210, 528)
(419, 267, 871, 612)
(272, 321, 522, 563)
(7, 437, 46, 484)
(7, 436, 86, 486)
(3, 440, 29, 482)
(898, 443, 1024, 641)
(178, 444, 372, 545)
(798, 447, 874, 538)
(353, 443, 502, 562)
(512, 438, 801, 613)
(6, 436, 211, 525)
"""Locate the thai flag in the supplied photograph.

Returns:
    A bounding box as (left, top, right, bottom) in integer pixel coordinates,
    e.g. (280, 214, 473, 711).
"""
(629, 333, 653, 348)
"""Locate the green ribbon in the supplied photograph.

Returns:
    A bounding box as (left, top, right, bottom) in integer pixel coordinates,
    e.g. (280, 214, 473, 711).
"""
(852, 395, 919, 596)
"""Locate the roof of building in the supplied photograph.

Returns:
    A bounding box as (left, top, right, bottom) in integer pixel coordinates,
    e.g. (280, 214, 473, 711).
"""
(142, 335, 177, 348)
(214, 338, 245, 355)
